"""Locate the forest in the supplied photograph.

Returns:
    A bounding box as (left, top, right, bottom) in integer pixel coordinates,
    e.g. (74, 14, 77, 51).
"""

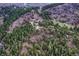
(0, 3, 79, 56)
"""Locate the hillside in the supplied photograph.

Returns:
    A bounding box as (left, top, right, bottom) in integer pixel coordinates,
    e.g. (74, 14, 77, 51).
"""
(0, 3, 79, 56)
(46, 4, 79, 25)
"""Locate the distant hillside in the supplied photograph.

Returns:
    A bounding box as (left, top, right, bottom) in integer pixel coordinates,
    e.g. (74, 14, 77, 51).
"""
(46, 3, 79, 25)
(0, 3, 49, 7)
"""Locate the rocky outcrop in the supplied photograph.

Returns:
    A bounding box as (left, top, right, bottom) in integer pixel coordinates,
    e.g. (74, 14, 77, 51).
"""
(0, 16, 4, 26)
